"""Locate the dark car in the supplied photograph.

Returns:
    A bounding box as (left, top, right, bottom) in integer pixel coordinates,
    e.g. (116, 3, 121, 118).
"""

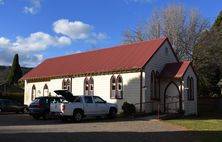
(0, 99, 28, 113)
(29, 96, 63, 120)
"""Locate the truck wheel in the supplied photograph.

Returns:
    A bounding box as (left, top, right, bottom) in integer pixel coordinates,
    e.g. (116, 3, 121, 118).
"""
(60, 116, 68, 122)
(108, 108, 117, 119)
(73, 111, 83, 122)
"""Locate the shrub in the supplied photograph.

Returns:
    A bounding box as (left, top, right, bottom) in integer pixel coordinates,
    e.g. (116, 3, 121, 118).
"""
(0, 93, 24, 104)
(122, 102, 136, 116)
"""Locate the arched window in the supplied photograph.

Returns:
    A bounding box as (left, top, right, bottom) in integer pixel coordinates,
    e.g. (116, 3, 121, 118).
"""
(66, 79, 71, 92)
(84, 77, 89, 95)
(150, 70, 156, 100)
(62, 79, 66, 89)
(187, 77, 194, 100)
(155, 71, 160, 100)
(62, 78, 72, 92)
(190, 77, 194, 100)
(89, 77, 94, 96)
(110, 75, 116, 99)
(43, 84, 49, 96)
(117, 75, 123, 99)
(31, 85, 36, 101)
(187, 77, 190, 99)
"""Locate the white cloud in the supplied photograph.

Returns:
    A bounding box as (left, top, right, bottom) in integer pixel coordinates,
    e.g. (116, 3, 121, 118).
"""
(0, 19, 106, 67)
(0, 37, 10, 48)
(12, 32, 71, 53)
(53, 19, 93, 40)
(0, 0, 4, 5)
(24, 0, 41, 14)
(53, 19, 107, 42)
(0, 32, 71, 66)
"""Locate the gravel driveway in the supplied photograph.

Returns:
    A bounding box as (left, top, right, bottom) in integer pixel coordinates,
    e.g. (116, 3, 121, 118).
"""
(0, 114, 199, 142)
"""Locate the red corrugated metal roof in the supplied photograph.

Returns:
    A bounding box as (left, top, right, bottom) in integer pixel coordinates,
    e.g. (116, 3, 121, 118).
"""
(21, 37, 167, 80)
(160, 61, 191, 79)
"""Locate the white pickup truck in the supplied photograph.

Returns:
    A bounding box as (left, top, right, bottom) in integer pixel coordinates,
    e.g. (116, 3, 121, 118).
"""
(50, 90, 118, 122)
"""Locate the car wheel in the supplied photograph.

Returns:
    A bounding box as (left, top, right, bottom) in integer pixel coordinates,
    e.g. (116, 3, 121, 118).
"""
(33, 115, 40, 120)
(73, 111, 83, 122)
(22, 108, 28, 114)
(0, 108, 2, 113)
(108, 108, 117, 119)
(43, 112, 51, 120)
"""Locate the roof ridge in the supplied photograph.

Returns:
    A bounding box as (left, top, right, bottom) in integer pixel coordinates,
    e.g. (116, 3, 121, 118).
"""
(47, 37, 167, 60)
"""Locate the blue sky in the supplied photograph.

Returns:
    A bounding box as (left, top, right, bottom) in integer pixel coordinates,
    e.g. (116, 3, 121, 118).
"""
(0, 0, 221, 67)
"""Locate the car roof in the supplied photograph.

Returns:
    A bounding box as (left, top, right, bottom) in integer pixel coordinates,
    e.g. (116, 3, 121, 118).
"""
(35, 96, 62, 99)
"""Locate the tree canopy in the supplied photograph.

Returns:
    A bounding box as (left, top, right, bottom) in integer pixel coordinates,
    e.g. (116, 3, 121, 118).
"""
(193, 11, 222, 96)
(123, 3, 209, 61)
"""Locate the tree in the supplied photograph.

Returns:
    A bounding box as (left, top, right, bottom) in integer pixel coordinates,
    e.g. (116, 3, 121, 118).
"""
(193, 11, 222, 96)
(7, 54, 23, 85)
(123, 3, 209, 60)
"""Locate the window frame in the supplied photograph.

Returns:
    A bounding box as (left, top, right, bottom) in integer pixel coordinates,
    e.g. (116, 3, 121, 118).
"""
(84, 77, 89, 96)
(110, 75, 123, 99)
(150, 70, 156, 100)
(187, 76, 194, 101)
(110, 75, 116, 99)
(89, 77, 94, 96)
(31, 85, 36, 101)
(116, 75, 123, 99)
(62, 78, 72, 92)
(43, 84, 49, 96)
(155, 71, 160, 100)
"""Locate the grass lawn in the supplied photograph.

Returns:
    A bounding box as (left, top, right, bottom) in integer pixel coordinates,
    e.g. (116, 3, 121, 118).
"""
(164, 113, 222, 142)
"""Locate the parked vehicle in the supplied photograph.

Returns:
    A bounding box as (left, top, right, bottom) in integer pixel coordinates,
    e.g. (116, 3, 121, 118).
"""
(0, 99, 28, 113)
(29, 96, 63, 120)
(50, 90, 118, 122)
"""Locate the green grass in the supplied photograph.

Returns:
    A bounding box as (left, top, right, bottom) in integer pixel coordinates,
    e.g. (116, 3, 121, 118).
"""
(164, 114, 222, 142)
(165, 115, 222, 131)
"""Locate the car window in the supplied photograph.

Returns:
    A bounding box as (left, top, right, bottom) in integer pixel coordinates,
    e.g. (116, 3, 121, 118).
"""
(4, 100, 10, 105)
(44, 98, 49, 104)
(84, 96, 93, 104)
(39, 98, 49, 104)
(93, 96, 106, 103)
(73, 96, 82, 103)
(51, 98, 63, 103)
(32, 98, 40, 104)
(9, 100, 16, 105)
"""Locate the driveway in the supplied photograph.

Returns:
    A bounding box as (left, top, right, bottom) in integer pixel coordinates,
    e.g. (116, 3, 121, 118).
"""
(0, 113, 199, 142)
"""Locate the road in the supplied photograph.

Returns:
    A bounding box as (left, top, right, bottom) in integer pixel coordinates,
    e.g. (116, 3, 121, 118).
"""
(0, 113, 200, 142)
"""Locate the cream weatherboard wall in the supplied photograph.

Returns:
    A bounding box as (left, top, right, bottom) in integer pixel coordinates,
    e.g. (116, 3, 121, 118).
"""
(24, 72, 145, 112)
(143, 41, 178, 113)
(182, 66, 198, 115)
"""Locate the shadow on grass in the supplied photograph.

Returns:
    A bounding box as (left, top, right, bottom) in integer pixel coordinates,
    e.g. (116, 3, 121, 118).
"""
(0, 131, 221, 142)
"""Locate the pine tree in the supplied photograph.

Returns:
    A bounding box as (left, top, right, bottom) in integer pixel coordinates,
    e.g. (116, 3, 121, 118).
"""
(7, 54, 23, 85)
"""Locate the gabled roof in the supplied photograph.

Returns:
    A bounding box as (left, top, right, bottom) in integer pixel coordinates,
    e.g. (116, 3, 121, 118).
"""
(20, 37, 168, 81)
(160, 61, 191, 79)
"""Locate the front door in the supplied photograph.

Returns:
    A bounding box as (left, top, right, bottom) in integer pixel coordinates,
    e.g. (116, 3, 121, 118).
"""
(164, 82, 180, 113)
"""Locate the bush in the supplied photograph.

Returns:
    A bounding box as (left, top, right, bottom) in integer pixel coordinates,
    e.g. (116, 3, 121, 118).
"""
(0, 93, 24, 104)
(122, 102, 136, 116)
